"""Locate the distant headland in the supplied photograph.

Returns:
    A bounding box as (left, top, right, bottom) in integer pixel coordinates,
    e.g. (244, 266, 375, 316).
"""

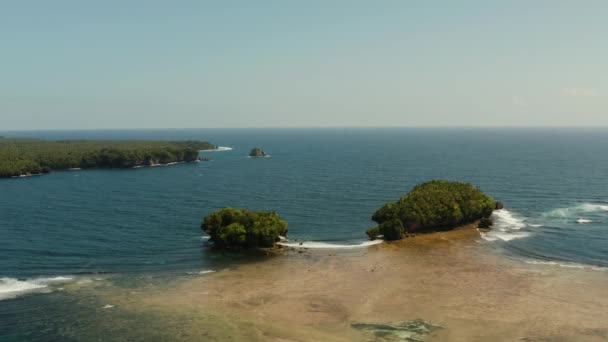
(0, 138, 216, 178)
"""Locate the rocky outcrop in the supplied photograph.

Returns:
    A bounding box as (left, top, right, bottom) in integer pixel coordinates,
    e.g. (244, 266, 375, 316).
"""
(249, 148, 267, 157)
(478, 217, 493, 229)
(351, 319, 442, 341)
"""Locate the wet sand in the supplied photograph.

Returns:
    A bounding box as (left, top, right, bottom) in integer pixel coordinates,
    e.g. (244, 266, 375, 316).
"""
(98, 226, 608, 341)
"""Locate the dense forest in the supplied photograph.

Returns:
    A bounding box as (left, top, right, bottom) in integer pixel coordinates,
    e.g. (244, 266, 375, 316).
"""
(367, 180, 496, 240)
(0, 138, 216, 178)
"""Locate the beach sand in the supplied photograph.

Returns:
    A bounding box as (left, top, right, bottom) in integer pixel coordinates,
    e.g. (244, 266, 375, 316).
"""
(96, 226, 608, 341)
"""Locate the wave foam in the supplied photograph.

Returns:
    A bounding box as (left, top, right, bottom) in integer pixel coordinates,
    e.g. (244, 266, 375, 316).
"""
(480, 209, 532, 242)
(0, 276, 75, 300)
(491, 209, 526, 230)
(277, 240, 383, 249)
(577, 218, 592, 224)
(186, 270, 216, 275)
(525, 260, 607, 271)
(480, 231, 531, 242)
(544, 203, 608, 218)
(203, 146, 232, 152)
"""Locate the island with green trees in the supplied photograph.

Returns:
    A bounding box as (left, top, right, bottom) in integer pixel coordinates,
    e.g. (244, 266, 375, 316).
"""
(0, 138, 216, 178)
(201, 208, 288, 248)
(367, 180, 497, 240)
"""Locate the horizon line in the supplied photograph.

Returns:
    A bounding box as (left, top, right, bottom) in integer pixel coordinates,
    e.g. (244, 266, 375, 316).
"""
(2, 126, 608, 132)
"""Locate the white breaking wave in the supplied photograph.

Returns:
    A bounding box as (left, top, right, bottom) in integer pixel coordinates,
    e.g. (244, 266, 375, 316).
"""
(203, 146, 232, 152)
(544, 203, 608, 218)
(186, 270, 216, 275)
(491, 209, 526, 231)
(525, 260, 607, 271)
(480, 231, 531, 242)
(0, 276, 76, 300)
(480, 209, 532, 242)
(577, 218, 592, 224)
(277, 239, 383, 249)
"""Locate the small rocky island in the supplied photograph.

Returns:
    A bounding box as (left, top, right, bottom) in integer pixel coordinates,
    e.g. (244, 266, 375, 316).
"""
(249, 147, 267, 157)
(201, 208, 288, 248)
(367, 180, 500, 240)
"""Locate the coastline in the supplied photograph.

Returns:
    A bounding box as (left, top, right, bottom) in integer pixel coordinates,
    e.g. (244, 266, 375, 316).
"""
(88, 226, 608, 341)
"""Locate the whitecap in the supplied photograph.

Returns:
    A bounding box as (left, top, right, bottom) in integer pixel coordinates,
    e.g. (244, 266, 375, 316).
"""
(544, 203, 608, 218)
(481, 231, 530, 242)
(491, 209, 526, 230)
(102, 304, 115, 309)
(480, 209, 532, 242)
(577, 218, 592, 224)
(277, 239, 383, 249)
(525, 260, 607, 271)
(186, 270, 216, 275)
(0, 276, 75, 300)
(203, 146, 232, 152)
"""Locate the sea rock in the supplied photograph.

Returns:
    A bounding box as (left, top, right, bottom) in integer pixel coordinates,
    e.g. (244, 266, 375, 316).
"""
(351, 319, 442, 341)
(478, 217, 493, 229)
(495, 201, 504, 210)
(249, 148, 267, 157)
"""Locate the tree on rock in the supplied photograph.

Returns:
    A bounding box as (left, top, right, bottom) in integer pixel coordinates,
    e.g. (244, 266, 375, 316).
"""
(368, 180, 495, 240)
(201, 208, 288, 248)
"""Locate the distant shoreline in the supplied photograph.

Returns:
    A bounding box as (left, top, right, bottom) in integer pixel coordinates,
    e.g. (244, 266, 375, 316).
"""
(0, 138, 216, 178)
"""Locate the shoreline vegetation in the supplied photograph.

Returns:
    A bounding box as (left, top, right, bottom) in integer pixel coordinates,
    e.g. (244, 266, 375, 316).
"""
(0, 138, 216, 178)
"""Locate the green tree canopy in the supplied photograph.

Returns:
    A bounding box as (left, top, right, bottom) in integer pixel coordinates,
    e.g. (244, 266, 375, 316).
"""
(368, 180, 495, 240)
(0, 138, 216, 177)
(201, 208, 288, 248)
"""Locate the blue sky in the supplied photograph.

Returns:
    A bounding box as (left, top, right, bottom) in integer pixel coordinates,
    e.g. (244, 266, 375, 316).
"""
(1, 1, 607, 129)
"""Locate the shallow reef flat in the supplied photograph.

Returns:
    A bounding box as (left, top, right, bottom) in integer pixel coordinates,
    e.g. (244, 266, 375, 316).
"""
(79, 226, 608, 341)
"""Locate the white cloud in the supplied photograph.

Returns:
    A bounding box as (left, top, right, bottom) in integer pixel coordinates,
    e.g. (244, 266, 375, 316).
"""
(511, 95, 528, 107)
(562, 87, 601, 97)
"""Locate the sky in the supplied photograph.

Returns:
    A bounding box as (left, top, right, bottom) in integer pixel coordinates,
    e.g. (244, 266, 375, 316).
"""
(1, 1, 607, 130)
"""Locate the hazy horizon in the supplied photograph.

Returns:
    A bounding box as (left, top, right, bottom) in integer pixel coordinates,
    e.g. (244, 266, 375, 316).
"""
(2, 1, 607, 130)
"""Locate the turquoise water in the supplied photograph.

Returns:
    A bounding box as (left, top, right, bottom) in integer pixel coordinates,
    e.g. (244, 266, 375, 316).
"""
(1, 128, 608, 340)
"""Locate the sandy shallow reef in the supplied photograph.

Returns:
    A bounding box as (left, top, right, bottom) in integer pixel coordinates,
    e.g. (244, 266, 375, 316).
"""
(97, 227, 608, 341)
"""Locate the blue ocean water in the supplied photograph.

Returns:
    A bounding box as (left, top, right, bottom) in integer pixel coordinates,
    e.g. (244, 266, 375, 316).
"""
(1, 128, 608, 339)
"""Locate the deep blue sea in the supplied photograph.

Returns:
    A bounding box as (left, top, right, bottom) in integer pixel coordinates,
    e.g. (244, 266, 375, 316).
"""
(1, 128, 608, 340)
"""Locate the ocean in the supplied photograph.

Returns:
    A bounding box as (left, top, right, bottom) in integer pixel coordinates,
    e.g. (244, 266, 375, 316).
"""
(1, 128, 607, 340)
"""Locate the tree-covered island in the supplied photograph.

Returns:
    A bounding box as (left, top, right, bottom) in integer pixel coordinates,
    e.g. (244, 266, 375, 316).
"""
(201, 208, 288, 248)
(367, 180, 498, 240)
(0, 138, 216, 178)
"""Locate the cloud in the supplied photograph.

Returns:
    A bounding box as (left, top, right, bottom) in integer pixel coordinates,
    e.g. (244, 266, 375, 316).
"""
(562, 87, 600, 97)
(511, 95, 528, 107)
